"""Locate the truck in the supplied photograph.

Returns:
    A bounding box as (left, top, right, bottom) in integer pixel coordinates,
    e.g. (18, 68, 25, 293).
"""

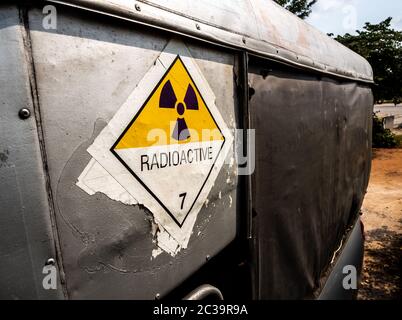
(0, 0, 373, 299)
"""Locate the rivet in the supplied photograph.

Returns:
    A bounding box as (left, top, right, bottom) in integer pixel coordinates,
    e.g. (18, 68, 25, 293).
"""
(45, 258, 55, 266)
(135, 3, 141, 11)
(196, 23, 200, 30)
(18, 108, 31, 119)
(155, 293, 161, 300)
(206, 255, 211, 261)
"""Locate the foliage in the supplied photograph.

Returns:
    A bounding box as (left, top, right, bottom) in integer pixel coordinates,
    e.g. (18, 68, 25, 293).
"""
(395, 134, 402, 147)
(335, 18, 402, 104)
(372, 113, 398, 148)
(274, 0, 317, 19)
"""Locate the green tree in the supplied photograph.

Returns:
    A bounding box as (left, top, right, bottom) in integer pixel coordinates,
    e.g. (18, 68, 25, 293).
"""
(336, 18, 402, 104)
(372, 113, 398, 148)
(274, 0, 317, 19)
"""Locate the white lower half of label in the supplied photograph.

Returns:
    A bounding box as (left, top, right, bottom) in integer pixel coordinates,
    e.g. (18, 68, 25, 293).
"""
(113, 140, 224, 226)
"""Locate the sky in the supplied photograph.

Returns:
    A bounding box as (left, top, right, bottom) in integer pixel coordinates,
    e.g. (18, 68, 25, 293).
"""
(306, 0, 402, 36)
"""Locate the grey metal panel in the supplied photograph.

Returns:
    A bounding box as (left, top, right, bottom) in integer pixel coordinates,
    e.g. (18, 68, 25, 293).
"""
(249, 59, 372, 299)
(27, 6, 237, 299)
(46, 0, 373, 82)
(137, 0, 260, 37)
(0, 5, 64, 299)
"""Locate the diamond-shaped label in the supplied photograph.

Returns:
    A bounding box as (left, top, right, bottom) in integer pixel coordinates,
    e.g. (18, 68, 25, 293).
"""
(111, 56, 225, 227)
(80, 39, 233, 251)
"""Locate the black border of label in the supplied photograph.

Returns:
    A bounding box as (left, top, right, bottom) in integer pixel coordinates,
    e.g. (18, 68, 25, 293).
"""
(110, 55, 226, 227)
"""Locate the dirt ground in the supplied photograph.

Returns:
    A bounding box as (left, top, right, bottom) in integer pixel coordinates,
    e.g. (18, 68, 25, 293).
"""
(358, 148, 402, 300)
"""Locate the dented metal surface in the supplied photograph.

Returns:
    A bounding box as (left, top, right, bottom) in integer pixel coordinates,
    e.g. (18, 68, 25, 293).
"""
(76, 38, 234, 257)
(1, 0, 372, 300)
(22, 5, 238, 298)
(46, 0, 373, 83)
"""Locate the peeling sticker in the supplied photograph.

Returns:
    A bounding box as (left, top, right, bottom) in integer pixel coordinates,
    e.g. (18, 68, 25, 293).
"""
(151, 247, 163, 259)
(155, 224, 182, 256)
(77, 39, 233, 256)
(76, 158, 138, 205)
(229, 115, 236, 128)
(229, 157, 235, 168)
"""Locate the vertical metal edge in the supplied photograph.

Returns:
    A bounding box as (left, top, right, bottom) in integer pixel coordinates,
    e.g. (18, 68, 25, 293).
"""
(243, 53, 260, 300)
(243, 53, 253, 242)
(237, 50, 258, 299)
(18, 5, 68, 299)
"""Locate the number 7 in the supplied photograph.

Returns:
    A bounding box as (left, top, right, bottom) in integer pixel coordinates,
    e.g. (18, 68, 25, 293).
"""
(179, 192, 187, 210)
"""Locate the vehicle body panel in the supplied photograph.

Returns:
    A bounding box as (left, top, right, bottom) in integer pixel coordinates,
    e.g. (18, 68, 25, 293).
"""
(0, 5, 63, 299)
(0, 0, 372, 299)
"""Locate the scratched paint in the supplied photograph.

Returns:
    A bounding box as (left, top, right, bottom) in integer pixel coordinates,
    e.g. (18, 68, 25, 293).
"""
(77, 39, 233, 256)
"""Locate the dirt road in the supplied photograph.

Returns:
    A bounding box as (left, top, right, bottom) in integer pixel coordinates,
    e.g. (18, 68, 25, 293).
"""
(359, 148, 402, 300)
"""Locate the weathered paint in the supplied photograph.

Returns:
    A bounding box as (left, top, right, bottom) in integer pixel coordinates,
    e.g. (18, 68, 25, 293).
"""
(19, 5, 238, 298)
(48, 0, 373, 83)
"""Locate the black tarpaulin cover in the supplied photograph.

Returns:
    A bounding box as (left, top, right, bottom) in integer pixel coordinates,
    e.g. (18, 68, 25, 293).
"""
(249, 60, 373, 299)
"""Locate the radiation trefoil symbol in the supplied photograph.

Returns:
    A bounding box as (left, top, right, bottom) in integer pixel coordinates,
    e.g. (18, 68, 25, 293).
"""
(108, 56, 226, 228)
(160, 80, 198, 141)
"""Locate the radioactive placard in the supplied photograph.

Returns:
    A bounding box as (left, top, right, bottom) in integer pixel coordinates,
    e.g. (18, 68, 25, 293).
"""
(79, 39, 233, 253)
(111, 56, 225, 227)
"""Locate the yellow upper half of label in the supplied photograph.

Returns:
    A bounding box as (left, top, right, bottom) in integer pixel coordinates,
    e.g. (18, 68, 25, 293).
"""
(115, 57, 224, 149)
